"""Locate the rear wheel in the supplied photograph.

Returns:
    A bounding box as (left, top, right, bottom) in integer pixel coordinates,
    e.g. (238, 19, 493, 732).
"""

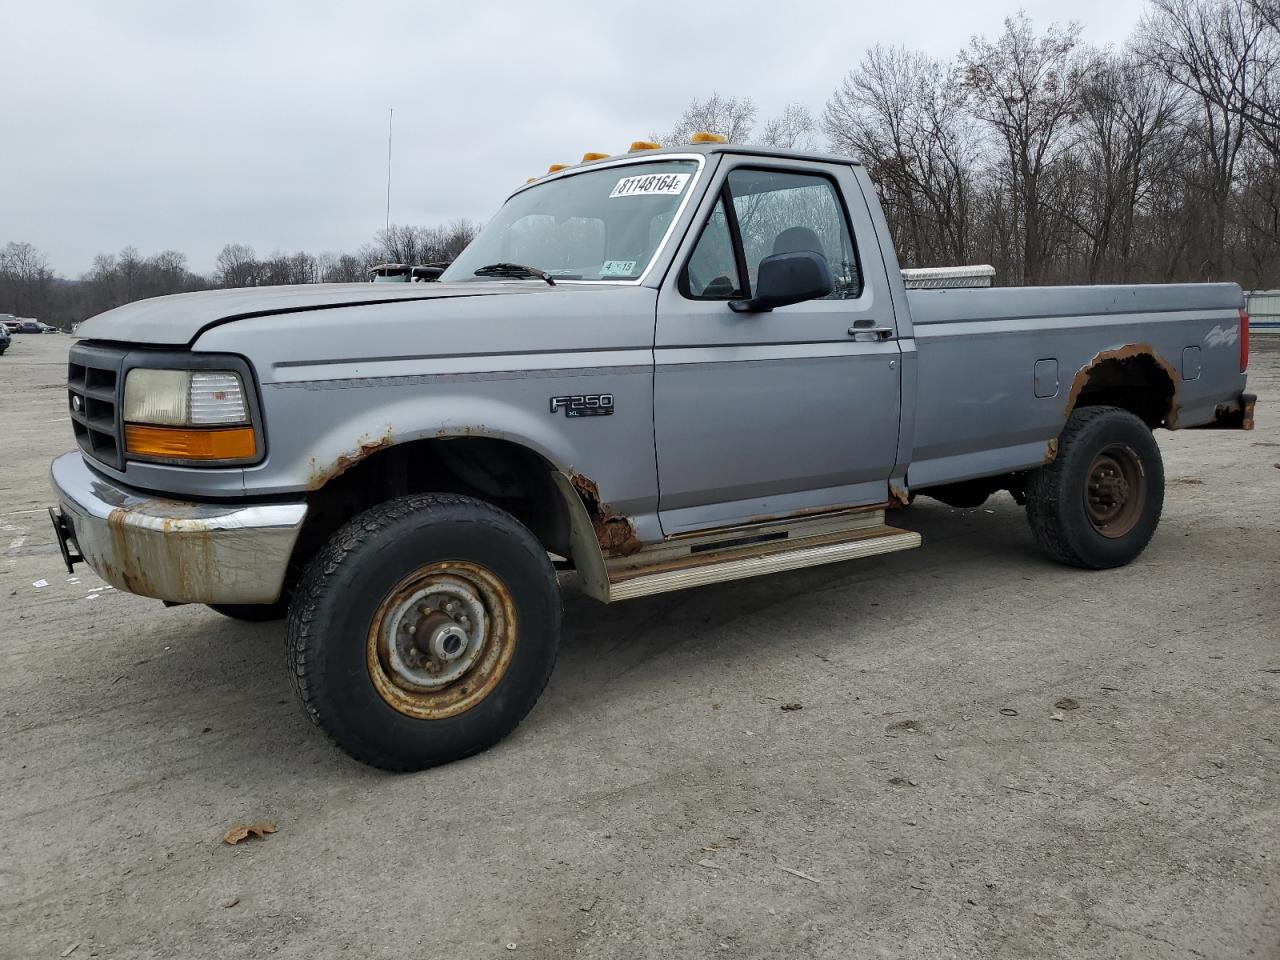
(286, 494, 560, 771)
(1026, 406, 1165, 569)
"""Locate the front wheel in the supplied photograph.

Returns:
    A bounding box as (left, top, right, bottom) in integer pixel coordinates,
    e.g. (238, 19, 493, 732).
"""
(1026, 405, 1165, 569)
(286, 494, 560, 771)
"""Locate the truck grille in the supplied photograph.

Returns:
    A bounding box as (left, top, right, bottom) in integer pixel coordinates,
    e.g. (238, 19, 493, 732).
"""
(68, 343, 126, 469)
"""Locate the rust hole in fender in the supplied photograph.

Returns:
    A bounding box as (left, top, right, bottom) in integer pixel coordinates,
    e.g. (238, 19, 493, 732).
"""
(307, 428, 394, 489)
(1063, 344, 1181, 428)
(569, 472, 642, 557)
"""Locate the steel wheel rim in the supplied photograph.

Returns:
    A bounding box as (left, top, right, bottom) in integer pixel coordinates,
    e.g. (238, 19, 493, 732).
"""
(1083, 443, 1146, 539)
(367, 560, 517, 719)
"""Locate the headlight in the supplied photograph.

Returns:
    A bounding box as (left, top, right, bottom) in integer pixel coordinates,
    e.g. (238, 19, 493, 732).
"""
(122, 368, 257, 462)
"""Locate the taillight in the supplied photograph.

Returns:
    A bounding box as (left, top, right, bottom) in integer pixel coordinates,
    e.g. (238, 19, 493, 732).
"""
(1240, 308, 1250, 372)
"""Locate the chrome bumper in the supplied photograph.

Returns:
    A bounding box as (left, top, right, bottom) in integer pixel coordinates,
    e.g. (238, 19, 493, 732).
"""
(49, 451, 307, 604)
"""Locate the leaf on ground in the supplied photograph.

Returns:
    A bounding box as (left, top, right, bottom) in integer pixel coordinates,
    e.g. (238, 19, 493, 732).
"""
(222, 821, 277, 845)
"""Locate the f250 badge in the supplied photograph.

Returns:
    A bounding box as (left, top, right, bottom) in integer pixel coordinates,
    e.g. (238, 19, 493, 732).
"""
(550, 394, 614, 417)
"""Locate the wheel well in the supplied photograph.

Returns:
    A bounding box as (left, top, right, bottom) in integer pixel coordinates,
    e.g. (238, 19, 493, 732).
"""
(1065, 350, 1178, 428)
(290, 437, 577, 582)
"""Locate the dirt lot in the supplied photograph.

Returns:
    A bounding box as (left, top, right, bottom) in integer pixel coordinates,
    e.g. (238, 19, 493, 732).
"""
(1, 332, 1277, 960)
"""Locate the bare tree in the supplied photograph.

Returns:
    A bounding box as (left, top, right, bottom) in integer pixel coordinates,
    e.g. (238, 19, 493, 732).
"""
(1138, 0, 1269, 277)
(824, 46, 978, 266)
(375, 219, 479, 265)
(760, 103, 820, 150)
(215, 243, 262, 288)
(959, 13, 1084, 282)
(260, 251, 318, 285)
(1071, 51, 1183, 280)
(657, 93, 758, 144)
(0, 241, 55, 317)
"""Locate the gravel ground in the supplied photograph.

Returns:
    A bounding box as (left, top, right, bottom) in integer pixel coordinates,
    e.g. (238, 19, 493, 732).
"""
(2, 332, 1277, 960)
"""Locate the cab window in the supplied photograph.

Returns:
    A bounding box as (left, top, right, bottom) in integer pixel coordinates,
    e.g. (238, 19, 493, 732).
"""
(681, 168, 862, 300)
(682, 196, 743, 299)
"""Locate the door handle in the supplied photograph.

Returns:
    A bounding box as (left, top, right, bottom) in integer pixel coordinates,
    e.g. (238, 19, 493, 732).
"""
(848, 325, 894, 341)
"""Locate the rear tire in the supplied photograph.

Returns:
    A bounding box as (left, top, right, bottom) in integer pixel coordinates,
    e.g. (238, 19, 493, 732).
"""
(1026, 405, 1164, 569)
(286, 494, 560, 771)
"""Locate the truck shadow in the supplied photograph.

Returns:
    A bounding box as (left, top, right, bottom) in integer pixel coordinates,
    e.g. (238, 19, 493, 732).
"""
(548, 495, 1047, 695)
(51, 496, 1072, 782)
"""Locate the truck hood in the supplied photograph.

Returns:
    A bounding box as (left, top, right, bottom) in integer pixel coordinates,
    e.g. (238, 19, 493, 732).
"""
(75, 281, 560, 346)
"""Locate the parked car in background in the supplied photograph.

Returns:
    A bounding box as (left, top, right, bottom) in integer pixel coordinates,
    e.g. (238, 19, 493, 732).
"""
(16, 319, 42, 333)
(38, 322, 61, 334)
(369, 262, 448, 282)
(0, 323, 10, 355)
(1, 316, 19, 334)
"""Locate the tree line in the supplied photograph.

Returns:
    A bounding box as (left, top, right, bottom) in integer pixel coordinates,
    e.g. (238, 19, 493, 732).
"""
(4, 0, 1279, 329)
(0, 220, 478, 328)
(676, 0, 1280, 287)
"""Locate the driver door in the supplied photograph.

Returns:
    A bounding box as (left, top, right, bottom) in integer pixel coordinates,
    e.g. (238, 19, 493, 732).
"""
(653, 161, 902, 535)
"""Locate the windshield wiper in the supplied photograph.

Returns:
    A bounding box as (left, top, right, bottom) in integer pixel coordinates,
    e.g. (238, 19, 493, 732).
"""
(472, 262, 556, 286)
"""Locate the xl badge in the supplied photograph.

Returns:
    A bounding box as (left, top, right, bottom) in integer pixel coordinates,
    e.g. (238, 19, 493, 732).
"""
(550, 394, 614, 418)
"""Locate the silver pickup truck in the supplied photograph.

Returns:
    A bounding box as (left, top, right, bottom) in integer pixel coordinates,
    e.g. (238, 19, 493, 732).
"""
(49, 139, 1256, 770)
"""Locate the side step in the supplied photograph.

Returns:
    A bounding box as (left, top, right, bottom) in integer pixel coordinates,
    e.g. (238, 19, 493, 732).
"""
(604, 509, 921, 602)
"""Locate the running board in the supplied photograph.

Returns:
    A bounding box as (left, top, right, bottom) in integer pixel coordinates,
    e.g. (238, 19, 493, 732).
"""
(603, 510, 921, 602)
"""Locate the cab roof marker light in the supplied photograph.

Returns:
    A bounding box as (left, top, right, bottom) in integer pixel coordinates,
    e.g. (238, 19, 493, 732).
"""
(629, 140, 661, 152)
(582, 151, 609, 162)
(690, 131, 727, 144)
(547, 163, 569, 173)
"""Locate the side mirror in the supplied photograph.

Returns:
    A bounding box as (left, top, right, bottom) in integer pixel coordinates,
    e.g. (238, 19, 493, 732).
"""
(729, 251, 834, 313)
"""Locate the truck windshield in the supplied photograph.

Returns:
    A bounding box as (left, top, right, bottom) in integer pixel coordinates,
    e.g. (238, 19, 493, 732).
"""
(440, 159, 700, 283)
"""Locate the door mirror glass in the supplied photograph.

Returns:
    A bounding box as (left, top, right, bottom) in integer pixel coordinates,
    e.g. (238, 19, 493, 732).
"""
(729, 251, 833, 313)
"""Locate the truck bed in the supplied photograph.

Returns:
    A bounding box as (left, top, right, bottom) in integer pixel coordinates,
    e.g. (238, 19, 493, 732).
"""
(905, 283, 1247, 489)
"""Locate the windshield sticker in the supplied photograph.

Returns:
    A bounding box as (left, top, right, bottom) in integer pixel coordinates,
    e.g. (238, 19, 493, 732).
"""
(600, 260, 638, 276)
(609, 172, 691, 199)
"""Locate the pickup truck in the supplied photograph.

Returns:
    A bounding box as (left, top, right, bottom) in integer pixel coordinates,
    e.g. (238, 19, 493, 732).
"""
(50, 138, 1256, 771)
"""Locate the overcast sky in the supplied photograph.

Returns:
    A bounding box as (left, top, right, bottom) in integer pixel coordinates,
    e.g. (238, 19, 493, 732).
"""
(1, 0, 1150, 276)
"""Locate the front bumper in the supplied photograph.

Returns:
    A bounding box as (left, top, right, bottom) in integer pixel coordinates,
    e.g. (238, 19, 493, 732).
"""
(49, 451, 307, 604)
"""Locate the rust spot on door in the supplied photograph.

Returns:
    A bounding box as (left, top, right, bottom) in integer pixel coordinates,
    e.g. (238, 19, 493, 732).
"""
(569, 472, 642, 557)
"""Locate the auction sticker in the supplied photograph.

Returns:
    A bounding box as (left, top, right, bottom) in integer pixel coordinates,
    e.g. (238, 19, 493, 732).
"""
(600, 260, 638, 276)
(609, 172, 690, 198)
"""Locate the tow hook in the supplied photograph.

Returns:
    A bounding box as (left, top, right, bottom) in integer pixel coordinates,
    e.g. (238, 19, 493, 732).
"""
(47, 507, 84, 575)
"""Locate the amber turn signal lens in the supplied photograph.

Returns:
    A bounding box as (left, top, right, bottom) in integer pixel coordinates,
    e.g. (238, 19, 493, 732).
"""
(125, 424, 257, 460)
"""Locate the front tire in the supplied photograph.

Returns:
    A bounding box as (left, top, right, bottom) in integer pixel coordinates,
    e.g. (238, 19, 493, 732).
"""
(286, 494, 560, 771)
(1026, 405, 1165, 569)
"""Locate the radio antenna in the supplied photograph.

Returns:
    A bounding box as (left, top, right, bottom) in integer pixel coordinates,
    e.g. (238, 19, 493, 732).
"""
(385, 107, 394, 233)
